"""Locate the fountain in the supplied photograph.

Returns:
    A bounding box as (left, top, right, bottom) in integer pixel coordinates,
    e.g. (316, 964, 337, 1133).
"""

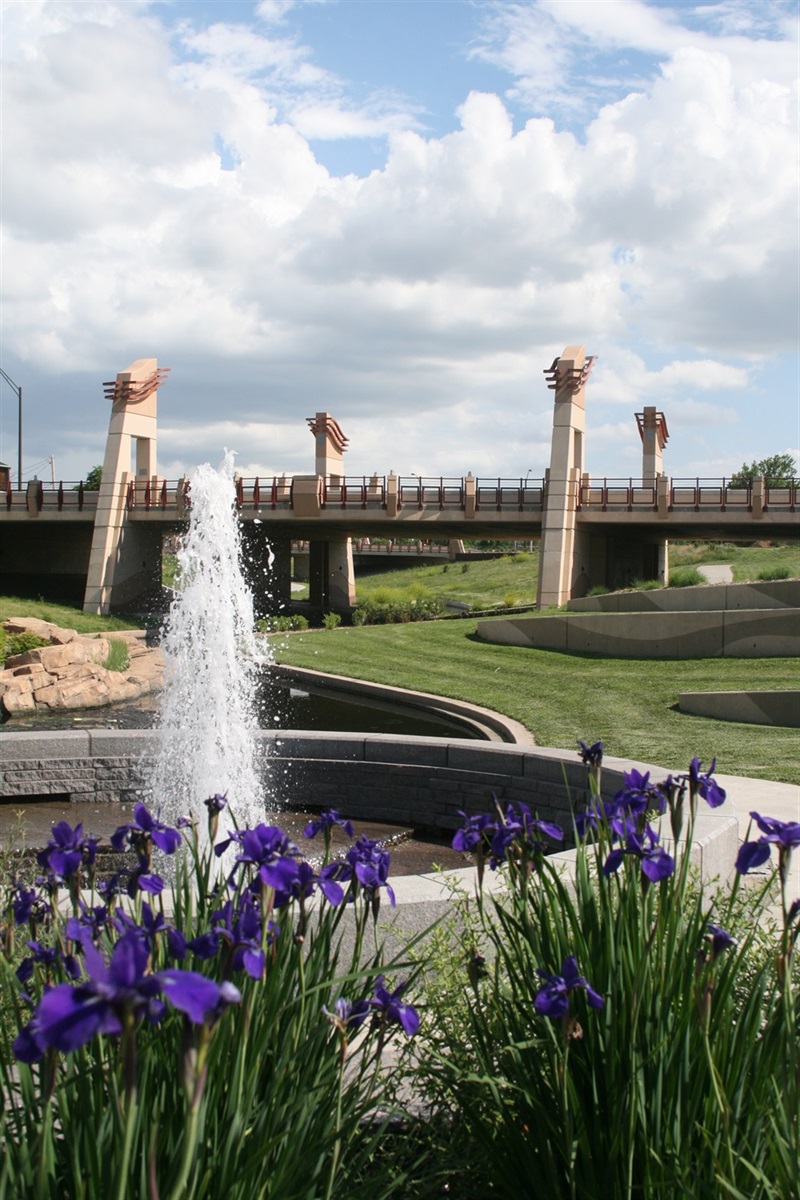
(147, 451, 269, 830)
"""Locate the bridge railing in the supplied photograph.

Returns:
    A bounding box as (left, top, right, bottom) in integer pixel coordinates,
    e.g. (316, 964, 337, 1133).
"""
(397, 477, 465, 510)
(323, 477, 389, 509)
(4, 479, 100, 514)
(579, 477, 798, 512)
(578, 479, 657, 510)
(475, 479, 545, 511)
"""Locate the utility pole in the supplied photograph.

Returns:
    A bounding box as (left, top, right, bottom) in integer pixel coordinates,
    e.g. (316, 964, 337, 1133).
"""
(0, 368, 22, 489)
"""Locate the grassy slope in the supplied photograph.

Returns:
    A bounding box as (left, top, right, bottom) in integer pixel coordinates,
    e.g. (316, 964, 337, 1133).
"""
(356, 551, 540, 609)
(273, 620, 800, 784)
(0, 596, 137, 633)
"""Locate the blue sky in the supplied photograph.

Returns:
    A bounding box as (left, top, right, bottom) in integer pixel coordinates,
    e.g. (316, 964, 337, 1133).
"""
(1, 0, 798, 485)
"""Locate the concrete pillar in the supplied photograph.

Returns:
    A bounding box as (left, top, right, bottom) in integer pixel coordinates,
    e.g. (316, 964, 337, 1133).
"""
(304, 412, 356, 610)
(637, 407, 669, 485)
(83, 358, 169, 614)
(536, 346, 596, 608)
(240, 527, 292, 621)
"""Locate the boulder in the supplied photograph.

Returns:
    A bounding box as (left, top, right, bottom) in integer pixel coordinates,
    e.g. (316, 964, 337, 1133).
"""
(1, 620, 164, 716)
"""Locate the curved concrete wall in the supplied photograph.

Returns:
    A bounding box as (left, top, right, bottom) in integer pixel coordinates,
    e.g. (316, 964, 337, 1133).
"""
(476, 607, 799, 658)
(567, 579, 799, 613)
(679, 690, 800, 728)
(0, 731, 739, 893)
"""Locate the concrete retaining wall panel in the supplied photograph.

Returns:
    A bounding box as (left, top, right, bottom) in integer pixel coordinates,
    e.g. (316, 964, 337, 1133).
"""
(722, 609, 800, 657)
(680, 690, 800, 727)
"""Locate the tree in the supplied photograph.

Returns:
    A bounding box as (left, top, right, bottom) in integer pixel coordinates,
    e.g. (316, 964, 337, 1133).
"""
(83, 465, 103, 490)
(728, 453, 797, 487)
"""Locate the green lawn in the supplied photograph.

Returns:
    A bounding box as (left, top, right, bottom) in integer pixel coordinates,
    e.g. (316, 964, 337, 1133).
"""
(272, 619, 800, 784)
(669, 540, 800, 580)
(356, 550, 540, 609)
(0, 596, 137, 634)
(348, 541, 798, 613)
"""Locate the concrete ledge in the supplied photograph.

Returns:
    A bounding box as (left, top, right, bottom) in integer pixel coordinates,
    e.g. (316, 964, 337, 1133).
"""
(271, 665, 534, 745)
(476, 608, 800, 658)
(568, 579, 799, 613)
(680, 690, 800, 728)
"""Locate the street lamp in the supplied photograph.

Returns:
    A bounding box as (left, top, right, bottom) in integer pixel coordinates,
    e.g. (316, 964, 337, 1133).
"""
(0, 368, 22, 489)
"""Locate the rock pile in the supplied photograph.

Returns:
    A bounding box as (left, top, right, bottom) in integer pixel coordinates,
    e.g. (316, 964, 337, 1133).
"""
(0, 619, 164, 716)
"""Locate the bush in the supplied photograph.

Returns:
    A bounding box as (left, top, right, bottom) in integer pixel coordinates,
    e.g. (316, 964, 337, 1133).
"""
(757, 566, 790, 581)
(630, 578, 662, 590)
(351, 594, 444, 626)
(587, 585, 610, 597)
(321, 612, 342, 630)
(0, 630, 49, 665)
(502, 592, 518, 608)
(668, 566, 705, 588)
(257, 614, 310, 633)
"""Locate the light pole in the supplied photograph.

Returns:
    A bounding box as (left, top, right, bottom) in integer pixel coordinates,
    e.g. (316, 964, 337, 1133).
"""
(0, 368, 22, 489)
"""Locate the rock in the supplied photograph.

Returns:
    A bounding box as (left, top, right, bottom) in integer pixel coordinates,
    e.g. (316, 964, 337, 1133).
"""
(1, 619, 164, 716)
(3, 617, 78, 644)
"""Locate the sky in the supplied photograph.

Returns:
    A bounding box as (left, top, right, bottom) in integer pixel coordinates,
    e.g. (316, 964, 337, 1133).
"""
(1, 0, 798, 488)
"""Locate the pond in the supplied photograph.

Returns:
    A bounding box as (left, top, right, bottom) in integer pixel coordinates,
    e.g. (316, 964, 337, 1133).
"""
(0, 673, 480, 740)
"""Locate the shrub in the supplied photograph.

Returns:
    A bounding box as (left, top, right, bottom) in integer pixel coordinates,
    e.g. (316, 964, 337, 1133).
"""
(321, 611, 342, 630)
(631, 577, 662, 590)
(0, 630, 49, 665)
(102, 637, 130, 672)
(587, 585, 610, 596)
(502, 592, 518, 608)
(257, 614, 310, 633)
(669, 566, 705, 587)
(351, 594, 444, 626)
(757, 566, 790, 581)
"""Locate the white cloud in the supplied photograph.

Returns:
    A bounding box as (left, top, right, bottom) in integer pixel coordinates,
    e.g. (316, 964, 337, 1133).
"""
(1, 2, 797, 487)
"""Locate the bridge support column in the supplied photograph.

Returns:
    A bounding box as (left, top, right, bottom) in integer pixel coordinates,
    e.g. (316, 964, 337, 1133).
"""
(240, 528, 292, 620)
(83, 358, 169, 614)
(308, 539, 356, 611)
(537, 346, 595, 608)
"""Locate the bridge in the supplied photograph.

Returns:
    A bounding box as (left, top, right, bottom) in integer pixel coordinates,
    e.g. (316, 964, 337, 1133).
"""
(0, 348, 796, 614)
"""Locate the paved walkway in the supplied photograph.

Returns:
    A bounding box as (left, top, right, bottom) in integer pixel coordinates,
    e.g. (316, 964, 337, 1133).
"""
(696, 563, 734, 583)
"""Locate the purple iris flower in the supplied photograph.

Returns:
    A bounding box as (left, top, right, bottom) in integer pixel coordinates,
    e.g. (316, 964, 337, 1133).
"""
(705, 924, 736, 959)
(12, 883, 51, 927)
(736, 812, 800, 875)
(215, 823, 299, 886)
(13, 931, 241, 1063)
(685, 758, 727, 809)
(452, 811, 496, 854)
(303, 809, 355, 840)
(258, 856, 344, 908)
(16, 940, 81, 986)
(323, 996, 371, 1037)
(346, 838, 395, 908)
(534, 956, 604, 1018)
(370, 978, 420, 1036)
(603, 819, 675, 883)
(611, 769, 667, 819)
(37, 821, 98, 883)
(577, 740, 604, 768)
(211, 895, 267, 979)
(111, 802, 182, 858)
(65, 902, 109, 947)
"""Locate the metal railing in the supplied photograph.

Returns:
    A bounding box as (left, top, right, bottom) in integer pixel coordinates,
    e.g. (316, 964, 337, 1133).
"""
(3, 479, 100, 514)
(475, 478, 546, 511)
(578, 477, 798, 512)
